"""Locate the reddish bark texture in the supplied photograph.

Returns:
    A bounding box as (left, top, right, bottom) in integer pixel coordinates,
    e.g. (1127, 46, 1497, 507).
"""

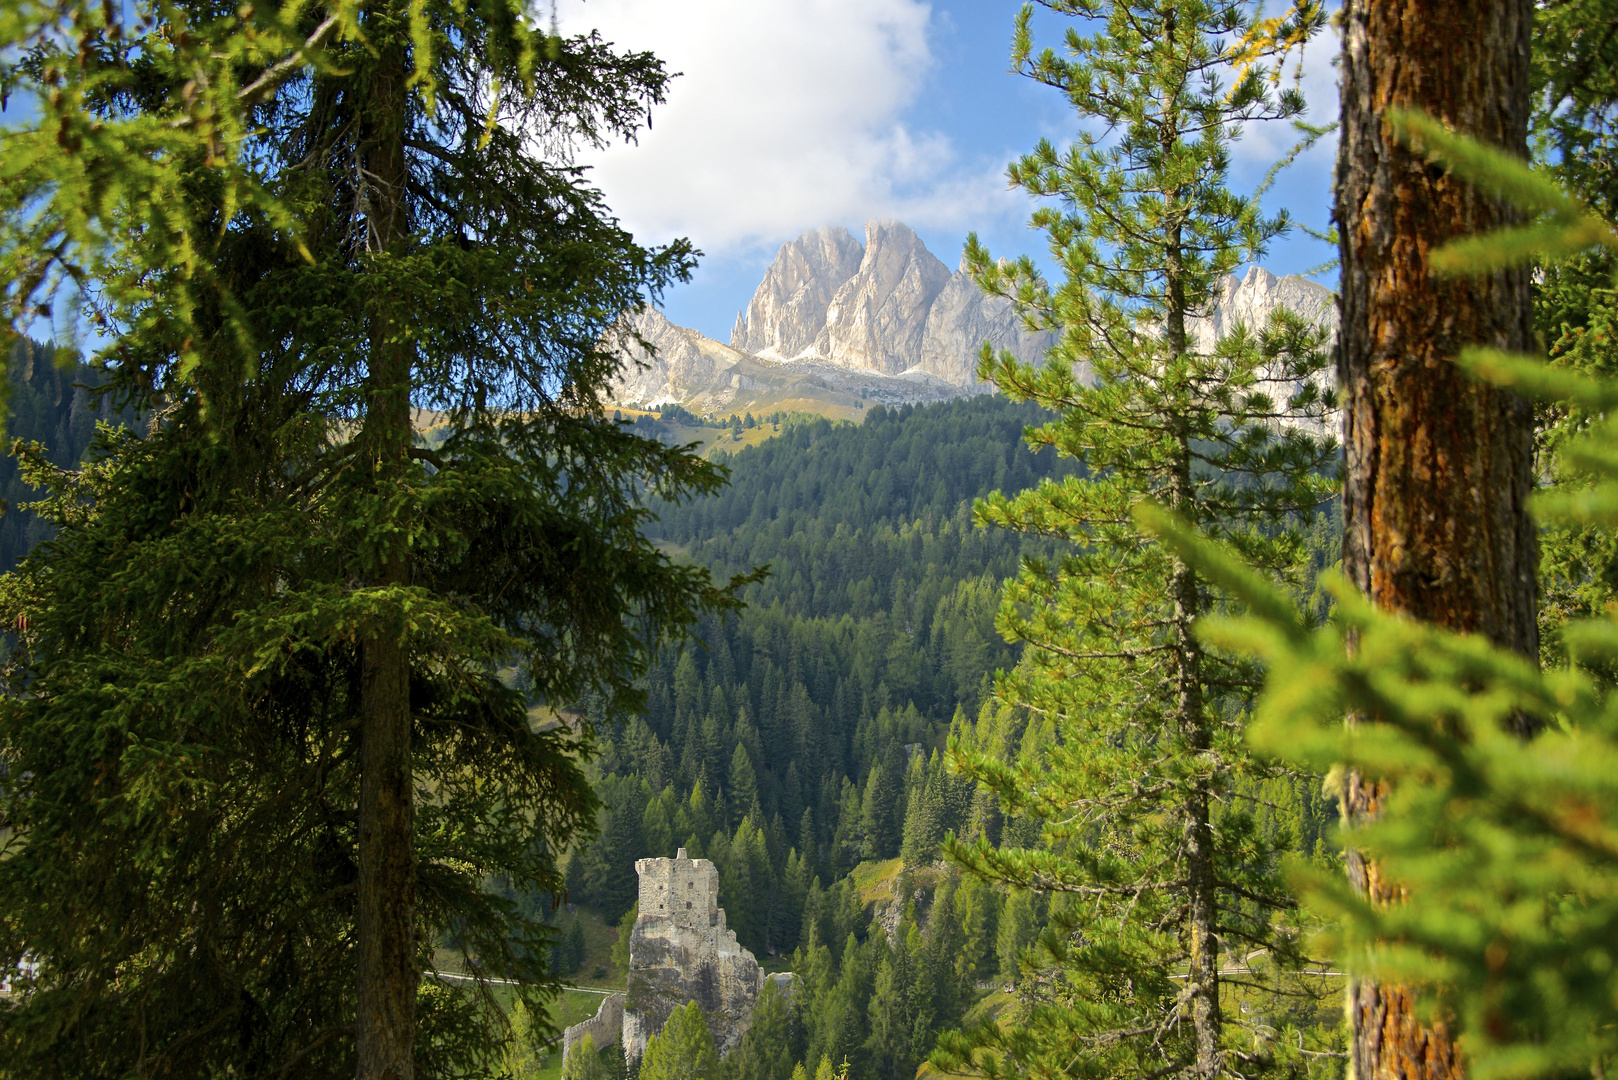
(1337, 0, 1538, 655)
(1335, 0, 1537, 1077)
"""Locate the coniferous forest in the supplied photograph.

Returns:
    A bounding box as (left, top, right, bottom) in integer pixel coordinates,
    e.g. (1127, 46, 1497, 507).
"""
(9, 1, 1618, 1080)
(552, 397, 1341, 1080)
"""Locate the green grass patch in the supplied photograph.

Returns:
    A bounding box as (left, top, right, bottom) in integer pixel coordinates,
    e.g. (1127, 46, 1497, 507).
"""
(850, 858, 905, 907)
(552, 906, 626, 989)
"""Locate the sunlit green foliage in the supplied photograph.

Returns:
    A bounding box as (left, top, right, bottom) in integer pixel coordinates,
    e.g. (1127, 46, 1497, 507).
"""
(0, 0, 363, 366)
(0, 0, 739, 1075)
(1138, 99, 1618, 1080)
(503, 999, 548, 1079)
(639, 1001, 720, 1080)
(561, 1034, 626, 1080)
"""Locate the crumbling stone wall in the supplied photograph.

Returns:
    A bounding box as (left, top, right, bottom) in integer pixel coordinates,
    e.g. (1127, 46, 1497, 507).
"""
(561, 992, 623, 1062)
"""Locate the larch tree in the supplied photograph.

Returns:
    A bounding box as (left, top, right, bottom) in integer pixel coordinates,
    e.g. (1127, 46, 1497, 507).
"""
(932, 2, 1336, 1077)
(1335, 0, 1537, 1074)
(638, 1001, 720, 1080)
(1138, 102, 1618, 1073)
(0, 0, 741, 1078)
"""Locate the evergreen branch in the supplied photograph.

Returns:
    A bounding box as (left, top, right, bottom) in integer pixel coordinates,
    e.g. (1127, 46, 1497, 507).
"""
(408, 446, 447, 470)
(236, 10, 351, 108)
(273, 1025, 354, 1079)
(1254, 120, 1337, 201)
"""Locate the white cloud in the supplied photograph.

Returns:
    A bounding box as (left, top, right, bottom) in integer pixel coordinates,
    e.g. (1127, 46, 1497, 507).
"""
(556, 0, 1017, 257)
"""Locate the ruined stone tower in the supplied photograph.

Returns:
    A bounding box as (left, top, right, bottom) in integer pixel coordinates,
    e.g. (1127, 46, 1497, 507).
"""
(561, 850, 787, 1068)
(622, 849, 764, 1061)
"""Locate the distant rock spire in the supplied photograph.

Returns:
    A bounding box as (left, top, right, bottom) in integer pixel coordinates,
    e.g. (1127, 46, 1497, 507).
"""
(815, 220, 953, 375)
(608, 221, 1336, 416)
(730, 225, 864, 359)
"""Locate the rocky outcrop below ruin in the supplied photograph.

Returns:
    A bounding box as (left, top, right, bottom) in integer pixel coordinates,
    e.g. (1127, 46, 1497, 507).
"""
(560, 852, 796, 1072)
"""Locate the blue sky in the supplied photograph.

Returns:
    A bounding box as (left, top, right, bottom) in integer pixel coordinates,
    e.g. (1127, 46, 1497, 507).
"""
(558, 0, 1341, 342)
(2, 1, 1341, 347)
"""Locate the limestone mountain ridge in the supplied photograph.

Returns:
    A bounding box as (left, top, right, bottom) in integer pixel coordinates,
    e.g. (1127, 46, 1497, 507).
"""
(610, 220, 1336, 416)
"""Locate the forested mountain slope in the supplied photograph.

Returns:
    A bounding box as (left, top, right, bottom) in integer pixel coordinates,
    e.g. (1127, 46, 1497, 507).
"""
(562, 396, 1085, 922)
(0, 347, 1336, 1078)
(0, 340, 131, 573)
(551, 393, 1338, 1080)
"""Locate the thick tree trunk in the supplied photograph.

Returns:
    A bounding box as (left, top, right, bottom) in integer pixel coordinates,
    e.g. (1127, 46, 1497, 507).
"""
(355, 14, 417, 1080)
(1335, 1, 1536, 1076)
(1172, 508, 1219, 1078)
(1164, 203, 1220, 1076)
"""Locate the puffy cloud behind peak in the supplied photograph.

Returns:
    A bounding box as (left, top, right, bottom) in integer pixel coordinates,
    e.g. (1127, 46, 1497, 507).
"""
(553, 1, 1338, 340)
(557, 0, 964, 256)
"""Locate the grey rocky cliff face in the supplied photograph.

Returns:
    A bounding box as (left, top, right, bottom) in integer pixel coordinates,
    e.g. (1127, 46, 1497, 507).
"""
(609, 306, 755, 408)
(1186, 266, 1340, 433)
(1186, 265, 1337, 353)
(730, 225, 864, 360)
(610, 222, 1338, 414)
(728, 222, 1051, 383)
(815, 220, 953, 375)
(621, 850, 763, 1063)
(918, 259, 1057, 387)
(619, 221, 1056, 412)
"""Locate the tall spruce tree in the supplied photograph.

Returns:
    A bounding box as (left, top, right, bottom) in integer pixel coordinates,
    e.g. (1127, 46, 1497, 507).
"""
(0, 1, 739, 1077)
(934, 2, 1335, 1077)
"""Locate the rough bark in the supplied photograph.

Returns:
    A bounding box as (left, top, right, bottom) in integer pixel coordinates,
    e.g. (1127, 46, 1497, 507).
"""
(355, 13, 418, 1079)
(1162, 81, 1219, 1062)
(1165, 265, 1218, 1078)
(1335, 1, 1536, 1076)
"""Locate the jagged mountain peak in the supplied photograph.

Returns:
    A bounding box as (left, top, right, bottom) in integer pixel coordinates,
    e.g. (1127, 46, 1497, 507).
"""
(727, 220, 1048, 384)
(730, 225, 864, 360)
(613, 222, 1336, 417)
(1188, 265, 1336, 352)
(816, 220, 953, 375)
